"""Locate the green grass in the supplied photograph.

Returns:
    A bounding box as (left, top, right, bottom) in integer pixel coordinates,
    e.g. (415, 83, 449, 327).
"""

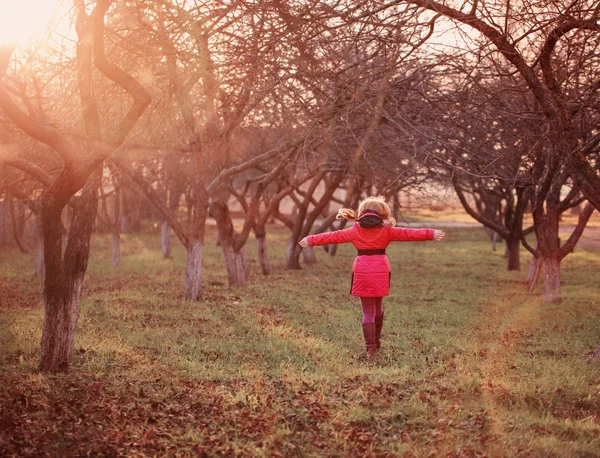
(1, 225, 600, 457)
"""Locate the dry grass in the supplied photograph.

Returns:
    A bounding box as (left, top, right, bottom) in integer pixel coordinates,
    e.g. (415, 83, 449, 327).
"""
(1, 225, 600, 457)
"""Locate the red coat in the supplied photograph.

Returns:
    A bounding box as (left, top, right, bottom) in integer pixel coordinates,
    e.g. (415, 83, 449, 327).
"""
(308, 223, 435, 297)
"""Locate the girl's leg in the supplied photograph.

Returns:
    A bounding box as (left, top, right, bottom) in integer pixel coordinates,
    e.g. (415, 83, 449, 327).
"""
(374, 297, 384, 349)
(374, 297, 383, 318)
(360, 297, 377, 323)
(360, 297, 378, 358)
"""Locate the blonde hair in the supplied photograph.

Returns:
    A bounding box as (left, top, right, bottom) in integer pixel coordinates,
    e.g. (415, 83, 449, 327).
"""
(336, 195, 396, 227)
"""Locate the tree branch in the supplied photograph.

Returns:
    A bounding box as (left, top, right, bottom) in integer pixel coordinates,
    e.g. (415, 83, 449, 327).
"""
(110, 157, 190, 248)
(538, 19, 600, 98)
(452, 175, 510, 238)
(0, 153, 54, 188)
(559, 203, 595, 259)
(206, 139, 304, 195)
(91, 0, 151, 148)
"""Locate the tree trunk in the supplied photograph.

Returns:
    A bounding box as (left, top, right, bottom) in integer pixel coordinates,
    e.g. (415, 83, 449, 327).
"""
(286, 238, 302, 270)
(33, 216, 45, 277)
(542, 256, 562, 304)
(8, 196, 30, 253)
(131, 193, 142, 232)
(120, 215, 129, 233)
(183, 182, 208, 303)
(36, 232, 45, 277)
(39, 176, 98, 373)
(211, 199, 249, 287)
(255, 229, 271, 276)
(302, 246, 318, 264)
(221, 243, 249, 287)
(505, 238, 520, 271)
(119, 189, 129, 233)
(62, 179, 98, 365)
(161, 220, 172, 258)
(112, 231, 120, 268)
(568, 151, 600, 213)
(525, 254, 541, 286)
(39, 197, 70, 373)
(184, 239, 203, 301)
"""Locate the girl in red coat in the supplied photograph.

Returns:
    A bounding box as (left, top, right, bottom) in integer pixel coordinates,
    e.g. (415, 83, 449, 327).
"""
(299, 196, 445, 359)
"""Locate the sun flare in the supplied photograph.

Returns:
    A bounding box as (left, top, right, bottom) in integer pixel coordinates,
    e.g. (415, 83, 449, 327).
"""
(0, 0, 59, 45)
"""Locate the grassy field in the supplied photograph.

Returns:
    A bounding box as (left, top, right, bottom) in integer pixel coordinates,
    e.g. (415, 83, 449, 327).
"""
(1, 224, 599, 457)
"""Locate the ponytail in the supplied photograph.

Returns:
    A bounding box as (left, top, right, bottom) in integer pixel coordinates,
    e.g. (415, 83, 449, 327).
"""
(336, 208, 358, 221)
(337, 196, 396, 226)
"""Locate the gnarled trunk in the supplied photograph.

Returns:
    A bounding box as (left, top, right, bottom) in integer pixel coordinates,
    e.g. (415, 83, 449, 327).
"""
(221, 243, 248, 287)
(34, 217, 45, 277)
(39, 197, 70, 373)
(505, 238, 521, 271)
(255, 228, 271, 276)
(302, 246, 318, 264)
(286, 238, 302, 270)
(161, 220, 172, 258)
(8, 196, 30, 253)
(212, 198, 249, 287)
(184, 239, 203, 301)
(39, 177, 98, 373)
(526, 255, 542, 292)
(112, 231, 120, 268)
(542, 256, 562, 304)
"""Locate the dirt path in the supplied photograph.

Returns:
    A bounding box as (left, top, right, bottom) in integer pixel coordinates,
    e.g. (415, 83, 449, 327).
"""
(454, 280, 542, 454)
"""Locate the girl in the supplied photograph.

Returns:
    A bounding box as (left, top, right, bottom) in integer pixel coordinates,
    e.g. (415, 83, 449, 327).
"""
(299, 196, 445, 359)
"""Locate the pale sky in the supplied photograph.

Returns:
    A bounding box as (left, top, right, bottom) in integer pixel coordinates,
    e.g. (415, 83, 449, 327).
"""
(0, 0, 62, 45)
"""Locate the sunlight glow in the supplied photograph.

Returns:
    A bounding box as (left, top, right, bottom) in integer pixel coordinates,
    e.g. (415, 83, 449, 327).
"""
(0, 0, 59, 45)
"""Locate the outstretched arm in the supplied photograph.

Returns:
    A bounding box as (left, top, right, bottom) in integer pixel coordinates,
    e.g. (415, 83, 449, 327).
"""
(299, 226, 355, 247)
(388, 227, 446, 242)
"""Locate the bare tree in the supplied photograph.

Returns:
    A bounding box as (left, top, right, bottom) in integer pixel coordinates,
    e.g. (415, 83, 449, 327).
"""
(0, 0, 151, 372)
(391, 0, 600, 210)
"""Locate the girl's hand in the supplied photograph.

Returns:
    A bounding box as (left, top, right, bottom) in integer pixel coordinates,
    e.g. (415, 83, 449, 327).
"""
(433, 230, 446, 241)
(299, 236, 309, 248)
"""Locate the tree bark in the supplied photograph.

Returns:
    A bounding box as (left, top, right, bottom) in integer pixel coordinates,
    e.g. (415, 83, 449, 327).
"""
(120, 189, 129, 233)
(39, 173, 99, 372)
(542, 256, 562, 304)
(527, 257, 543, 292)
(184, 239, 203, 301)
(184, 181, 208, 301)
(302, 246, 318, 264)
(161, 220, 172, 258)
(505, 238, 521, 271)
(112, 231, 120, 268)
(286, 172, 343, 269)
(221, 243, 249, 287)
(62, 179, 98, 363)
(286, 238, 302, 270)
(36, 228, 45, 278)
(38, 196, 68, 372)
(211, 199, 249, 287)
(8, 196, 30, 253)
(254, 227, 271, 276)
(99, 183, 121, 268)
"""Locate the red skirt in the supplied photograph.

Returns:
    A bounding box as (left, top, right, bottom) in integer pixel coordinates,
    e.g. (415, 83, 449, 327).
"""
(350, 272, 390, 297)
